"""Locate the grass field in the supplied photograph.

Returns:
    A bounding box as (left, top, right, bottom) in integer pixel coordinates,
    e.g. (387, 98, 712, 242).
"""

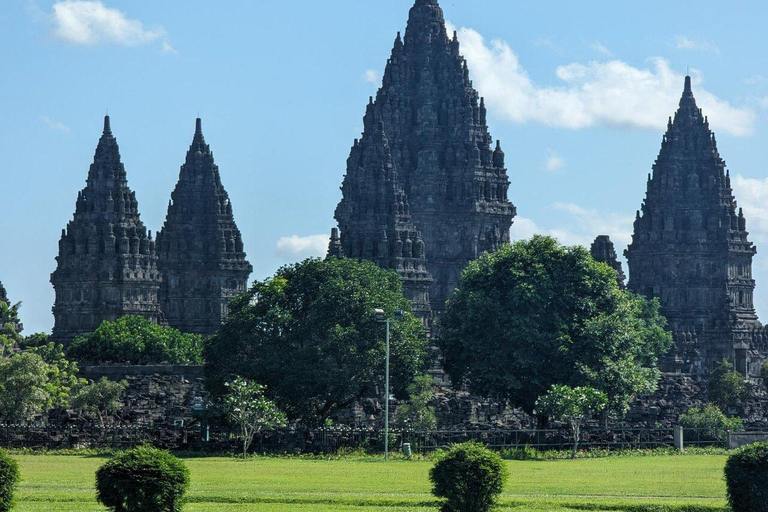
(13, 454, 729, 511)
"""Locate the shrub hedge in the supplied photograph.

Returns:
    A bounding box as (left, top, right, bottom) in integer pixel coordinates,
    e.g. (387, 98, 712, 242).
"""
(96, 445, 190, 512)
(724, 442, 768, 512)
(429, 441, 508, 512)
(0, 449, 19, 512)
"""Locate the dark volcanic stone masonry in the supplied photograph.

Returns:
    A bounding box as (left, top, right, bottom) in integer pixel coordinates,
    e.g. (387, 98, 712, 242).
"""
(332, 0, 516, 316)
(625, 77, 767, 376)
(156, 119, 252, 335)
(51, 116, 163, 343)
(590, 235, 626, 289)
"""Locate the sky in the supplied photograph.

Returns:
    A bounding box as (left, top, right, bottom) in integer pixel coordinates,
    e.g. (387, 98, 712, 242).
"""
(3, 0, 768, 334)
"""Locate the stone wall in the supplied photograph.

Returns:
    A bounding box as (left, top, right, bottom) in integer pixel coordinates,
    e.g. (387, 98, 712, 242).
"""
(78, 365, 207, 426)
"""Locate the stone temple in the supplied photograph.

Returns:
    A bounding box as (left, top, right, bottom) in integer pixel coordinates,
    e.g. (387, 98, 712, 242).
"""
(590, 235, 626, 289)
(332, 0, 516, 316)
(51, 116, 163, 343)
(625, 76, 767, 376)
(156, 119, 252, 336)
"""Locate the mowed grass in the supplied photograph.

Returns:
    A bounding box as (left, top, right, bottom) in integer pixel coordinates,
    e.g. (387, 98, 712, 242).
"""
(14, 454, 729, 511)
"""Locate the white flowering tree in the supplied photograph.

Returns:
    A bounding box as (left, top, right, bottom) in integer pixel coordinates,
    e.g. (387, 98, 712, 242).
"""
(223, 376, 287, 459)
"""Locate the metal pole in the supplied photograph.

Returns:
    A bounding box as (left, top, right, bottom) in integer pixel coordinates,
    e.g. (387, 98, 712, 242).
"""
(385, 318, 390, 462)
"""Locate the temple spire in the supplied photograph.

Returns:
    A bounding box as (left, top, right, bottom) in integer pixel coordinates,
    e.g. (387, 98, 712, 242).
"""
(103, 115, 111, 135)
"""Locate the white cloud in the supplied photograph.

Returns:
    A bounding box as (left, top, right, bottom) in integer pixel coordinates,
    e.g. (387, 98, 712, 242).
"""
(51, 1, 165, 46)
(533, 37, 562, 54)
(590, 42, 612, 57)
(509, 204, 634, 255)
(544, 149, 564, 173)
(364, 69, 380, 85)
(275, 234, 329, 261)
(733, 175, 768, 244)
(745, 75, 765, 86)
(40, 115, 70, 132)
(161, 41, 177, 55)
(674, 36, 720, 55)
(448, 24, 754, 136)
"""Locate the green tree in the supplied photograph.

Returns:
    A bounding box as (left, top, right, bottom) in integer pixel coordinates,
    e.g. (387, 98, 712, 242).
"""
(396, 374, 438, 431)
(222, 376, 287, 458)
(71, 377, 127, 426)
(679, 404, 744, 442)
(0, 299, 22, 356)
(205, 257, 428, 424)
(535, 385, 607, 458)
(440, 236, 672, 419)
(708, 359, 748, 413)
(27, 342, 85, 409)
(0, 352, 50, 421)
(68, 315, 204, 365)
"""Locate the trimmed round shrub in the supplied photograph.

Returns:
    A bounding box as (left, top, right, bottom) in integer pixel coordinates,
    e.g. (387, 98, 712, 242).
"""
(429, 441, 508, 512)
(96, 445, 190, 512)
(0, 450, 19, 512)
(725, 442, 768, 512)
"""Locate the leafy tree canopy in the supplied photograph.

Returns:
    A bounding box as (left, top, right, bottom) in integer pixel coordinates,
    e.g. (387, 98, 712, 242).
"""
(0, 352, 50, 421)
(222, 376, 287, 458)
(708, 359, 748, 413)
(439, 236, 673, 418)
(535, 384, 607, 458)
(205, 257, 429, 425)
(71, 377, 127, 426)
(0, 299, 23, 356)
(396, 373, 438, 431)
(68, 315, 204, 365)
(679, 404, 744, 442)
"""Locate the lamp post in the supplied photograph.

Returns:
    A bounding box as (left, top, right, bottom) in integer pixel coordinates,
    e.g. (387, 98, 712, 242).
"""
(374, 307, 404, 461)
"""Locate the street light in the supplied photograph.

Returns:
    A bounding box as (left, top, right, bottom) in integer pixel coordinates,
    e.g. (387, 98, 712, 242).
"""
(374, 307, 404, 461)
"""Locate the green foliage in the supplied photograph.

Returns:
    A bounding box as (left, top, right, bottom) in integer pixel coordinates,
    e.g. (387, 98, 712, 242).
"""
(724, 442, 768, 512)
(0, 351, 50, 421)
(396, 374, 438, 431)
(0, 450, 19, 512)
(71, 377, 127, 426)
(27, 342, 85, 409)
(535, 385, 607, 458)
(17, 332, 51, 349)
(0, 299, 23, 356)
(440, 236, 673, 417)
(429, 441, 508, 512)
(96, 445, 190, 512)
(679, 404, 744, 442)
(222, 376, 287, 458)
(707, 359, 748, 413)
(68, 315, 204, 365)
(205, 257, 428, 425)
(761, 360, 768, 392)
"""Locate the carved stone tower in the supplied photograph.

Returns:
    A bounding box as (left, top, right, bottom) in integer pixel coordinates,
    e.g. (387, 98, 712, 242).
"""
(51, 116, 163, 343)
(333, 122, 433, 321)
(590, 235, 626, 289)
(333, 0, 516, 315)
(156, 119, 252, 336)
(625, 76, 764, 375)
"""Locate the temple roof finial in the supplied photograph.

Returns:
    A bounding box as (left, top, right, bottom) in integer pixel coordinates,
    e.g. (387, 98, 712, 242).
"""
(195, 117, 202, 135)
(103, 115, 111, 135)
(684, 75, 692, 95)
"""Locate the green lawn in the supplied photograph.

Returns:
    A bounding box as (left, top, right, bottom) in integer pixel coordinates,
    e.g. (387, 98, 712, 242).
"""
(14, 454, 729, 511)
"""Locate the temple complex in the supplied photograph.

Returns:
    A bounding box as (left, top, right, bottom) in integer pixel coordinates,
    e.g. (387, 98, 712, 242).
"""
(156, 119, 252, 335)
(626, 77, 767, 376)
(50, 116, 164, 343)
(332, 0, 516, 316)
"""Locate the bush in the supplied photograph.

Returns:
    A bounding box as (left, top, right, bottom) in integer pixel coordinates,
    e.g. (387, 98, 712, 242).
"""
(96, 445, 190, 512)
(0, 450, 19, 512)
(679, 404, 744, 442)
(430, 441, 508, 512)
(724, 442, 768, 512)
(69, 316, 203, 365)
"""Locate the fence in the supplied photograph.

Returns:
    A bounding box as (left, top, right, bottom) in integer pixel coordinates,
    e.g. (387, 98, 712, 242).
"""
(0, 424, 731, 454)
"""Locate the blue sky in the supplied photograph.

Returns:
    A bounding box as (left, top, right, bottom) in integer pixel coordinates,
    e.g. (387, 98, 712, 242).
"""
(3, 0, 768, 333)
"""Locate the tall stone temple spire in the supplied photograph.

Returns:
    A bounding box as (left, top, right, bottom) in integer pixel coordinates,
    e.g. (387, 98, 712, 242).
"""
(156, 118, 252, 335)
(333, 0, 516, 315)
(590, 235, 626, 289)
(626, 76, 765, 375)
(335, 122, 433, 320)
(51, 116, 163, 343)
